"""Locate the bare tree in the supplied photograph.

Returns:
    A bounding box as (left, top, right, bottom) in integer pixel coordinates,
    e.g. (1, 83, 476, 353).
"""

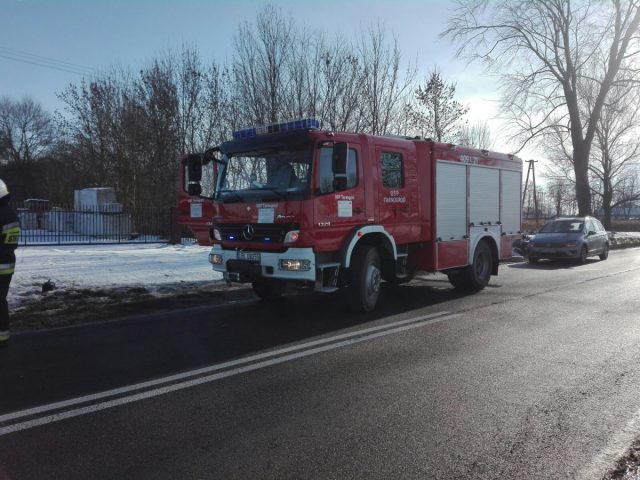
(316, 40, 362, 132)
(160, 46, 230, 153)
(546, 177, 576, 217)
(443, 0, 640, 215)
(589, 84, 640, 228)
(544, 73, 640, 227)
(409, 69, 468, 141)
(357, 23, 416, 135)
(458, 120, 492, 149)
(232, 4, 296, 125)
(0, 96, 54, 164)
(0, 96, 57, 200)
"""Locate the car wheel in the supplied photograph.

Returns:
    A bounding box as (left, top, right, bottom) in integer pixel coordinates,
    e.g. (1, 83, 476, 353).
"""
(578, 246, 588, 264)
(346, 246, 382, 312)
(599, 243, 609, 260)
(449, 241, 492, 291)
(528, 256, 539, 264)
(447, 272, 470, 290)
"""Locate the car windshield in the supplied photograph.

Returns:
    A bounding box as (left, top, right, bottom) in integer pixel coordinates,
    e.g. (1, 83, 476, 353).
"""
(215, 146, 311, 203)
(539, 220, 584, 233)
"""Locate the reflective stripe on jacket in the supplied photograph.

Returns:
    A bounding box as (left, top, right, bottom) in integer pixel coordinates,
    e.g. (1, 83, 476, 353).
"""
(0, 201, 19, 275)
(2, 221, 20, 246)
(0, 262, 14, 275)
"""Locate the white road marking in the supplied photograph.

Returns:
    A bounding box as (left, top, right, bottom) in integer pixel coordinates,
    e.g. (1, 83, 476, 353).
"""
(578, 407, 640, 479)
(0, 311, 460, 436)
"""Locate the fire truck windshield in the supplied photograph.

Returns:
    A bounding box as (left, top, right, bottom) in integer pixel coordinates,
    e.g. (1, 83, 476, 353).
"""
(215, 146, 311, 203)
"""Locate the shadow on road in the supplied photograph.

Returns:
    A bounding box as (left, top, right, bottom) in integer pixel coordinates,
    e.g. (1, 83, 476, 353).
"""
(0, 278, 469, 413)
(507, 259, 601, 270)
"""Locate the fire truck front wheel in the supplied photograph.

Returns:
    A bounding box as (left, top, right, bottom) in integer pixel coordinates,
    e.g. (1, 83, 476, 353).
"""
(448, 241, 492, 292)
(252, 280, 286, 301)
(346, 246, 382, 312)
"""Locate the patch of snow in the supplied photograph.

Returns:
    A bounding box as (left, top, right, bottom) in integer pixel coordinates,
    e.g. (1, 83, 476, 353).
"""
(10, 243, 221, 310)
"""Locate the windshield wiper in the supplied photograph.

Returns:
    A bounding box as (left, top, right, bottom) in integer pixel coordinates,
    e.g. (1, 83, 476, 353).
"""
(254, 187, 287, 199)
(218, 190, 245, 203)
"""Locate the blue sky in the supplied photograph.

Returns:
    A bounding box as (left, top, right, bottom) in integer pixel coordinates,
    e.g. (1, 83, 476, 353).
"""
(1, 0, 509, 147)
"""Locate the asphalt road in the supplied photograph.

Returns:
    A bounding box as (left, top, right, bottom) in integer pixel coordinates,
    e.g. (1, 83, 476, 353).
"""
(1, 249, 640, 479)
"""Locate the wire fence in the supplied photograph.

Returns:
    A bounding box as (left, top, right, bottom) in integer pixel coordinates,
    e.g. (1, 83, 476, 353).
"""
(13, 201, 181, 246)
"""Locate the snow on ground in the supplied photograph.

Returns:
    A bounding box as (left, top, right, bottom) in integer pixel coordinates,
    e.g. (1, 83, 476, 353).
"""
(10, 243, 222, 311)
(9, 232, 640, 312)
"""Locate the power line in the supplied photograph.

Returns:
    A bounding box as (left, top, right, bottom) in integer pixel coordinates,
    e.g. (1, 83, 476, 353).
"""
(0, 45, 97, 77)
(0, 46, 95, 73)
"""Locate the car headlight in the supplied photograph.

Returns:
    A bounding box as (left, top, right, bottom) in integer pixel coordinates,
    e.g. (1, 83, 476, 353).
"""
(212, 228, 222, 241)
(279, 259, 310, 271)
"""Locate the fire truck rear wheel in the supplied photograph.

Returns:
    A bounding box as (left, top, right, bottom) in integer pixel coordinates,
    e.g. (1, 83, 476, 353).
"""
(252, 280, 285, 301)
(448, 241, 492, 292)
(346, 246, 382, 312)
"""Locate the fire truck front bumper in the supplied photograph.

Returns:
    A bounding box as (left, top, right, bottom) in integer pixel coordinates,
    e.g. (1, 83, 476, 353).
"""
(208, 245, 316, 283)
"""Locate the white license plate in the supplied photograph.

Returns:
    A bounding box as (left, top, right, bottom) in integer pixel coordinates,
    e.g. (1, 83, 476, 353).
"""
(238, 251, 260, 262)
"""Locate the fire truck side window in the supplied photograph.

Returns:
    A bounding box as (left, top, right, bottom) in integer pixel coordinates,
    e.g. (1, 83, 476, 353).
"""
(346, 150, 357, 188)
(317, 147, 358, 194)
(381, 152, 404, 188)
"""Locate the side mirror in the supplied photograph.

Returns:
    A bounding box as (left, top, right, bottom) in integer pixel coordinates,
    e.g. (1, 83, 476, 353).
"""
(185, 154, 203, 196)
(588, 230, 596, 236)
(332, 142, 348, 191)
(187, 154, 203, 182)
(187, 183, 202, 196)
(332, 142, 348, 174)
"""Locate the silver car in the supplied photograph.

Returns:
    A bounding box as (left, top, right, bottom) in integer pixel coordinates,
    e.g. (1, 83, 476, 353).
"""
(527, 216, 609, 264)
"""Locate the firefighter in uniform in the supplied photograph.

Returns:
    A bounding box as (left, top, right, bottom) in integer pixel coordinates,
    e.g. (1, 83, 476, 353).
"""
(0, 180, 19, 346)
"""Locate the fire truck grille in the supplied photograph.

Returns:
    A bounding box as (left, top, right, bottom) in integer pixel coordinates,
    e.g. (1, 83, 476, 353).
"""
(216, 223, 298, 243)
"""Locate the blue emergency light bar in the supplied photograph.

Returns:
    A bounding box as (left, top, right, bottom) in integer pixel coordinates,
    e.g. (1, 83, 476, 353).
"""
(232, 118, 321, 140)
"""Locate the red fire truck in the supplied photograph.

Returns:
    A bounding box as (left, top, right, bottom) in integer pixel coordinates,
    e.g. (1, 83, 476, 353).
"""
(183, 119, 522, 311)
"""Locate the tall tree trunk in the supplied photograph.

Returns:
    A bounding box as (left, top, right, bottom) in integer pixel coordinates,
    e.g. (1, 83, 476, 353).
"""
(573, 143, 591, 216)
(602, 178, 613, 229)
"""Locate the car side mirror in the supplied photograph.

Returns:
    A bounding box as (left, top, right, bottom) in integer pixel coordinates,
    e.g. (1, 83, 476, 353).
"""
(587, 230, 596, 236)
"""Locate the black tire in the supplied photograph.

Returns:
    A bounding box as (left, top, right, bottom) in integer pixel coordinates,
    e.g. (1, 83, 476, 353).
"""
(447, 272, 470, 290)
(449, 241, 493, 292)
(599, 244, 609, 260)
(386, 270, 415, 286)
(252, 280, 285, 301)
(528, 256, 539, 264)
(346, 246, 382, 312)
(578, 246, 588, 264)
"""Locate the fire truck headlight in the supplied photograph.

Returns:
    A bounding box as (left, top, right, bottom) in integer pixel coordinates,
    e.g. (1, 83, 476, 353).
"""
(209, 253, 224, 265)
(279, 259, 311, 271)
(284, 230, 300, 244)
(212, 228, 222, 241)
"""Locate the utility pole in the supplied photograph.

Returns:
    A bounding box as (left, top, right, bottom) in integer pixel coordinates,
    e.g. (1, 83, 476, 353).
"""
(522, 159, 539, 229)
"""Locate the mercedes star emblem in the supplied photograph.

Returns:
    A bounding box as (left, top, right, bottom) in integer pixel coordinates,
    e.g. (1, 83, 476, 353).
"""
(243, 224, 254, 240)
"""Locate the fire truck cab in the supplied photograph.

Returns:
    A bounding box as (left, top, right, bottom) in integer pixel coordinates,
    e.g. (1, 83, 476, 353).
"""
(183, 119, 522, 311)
